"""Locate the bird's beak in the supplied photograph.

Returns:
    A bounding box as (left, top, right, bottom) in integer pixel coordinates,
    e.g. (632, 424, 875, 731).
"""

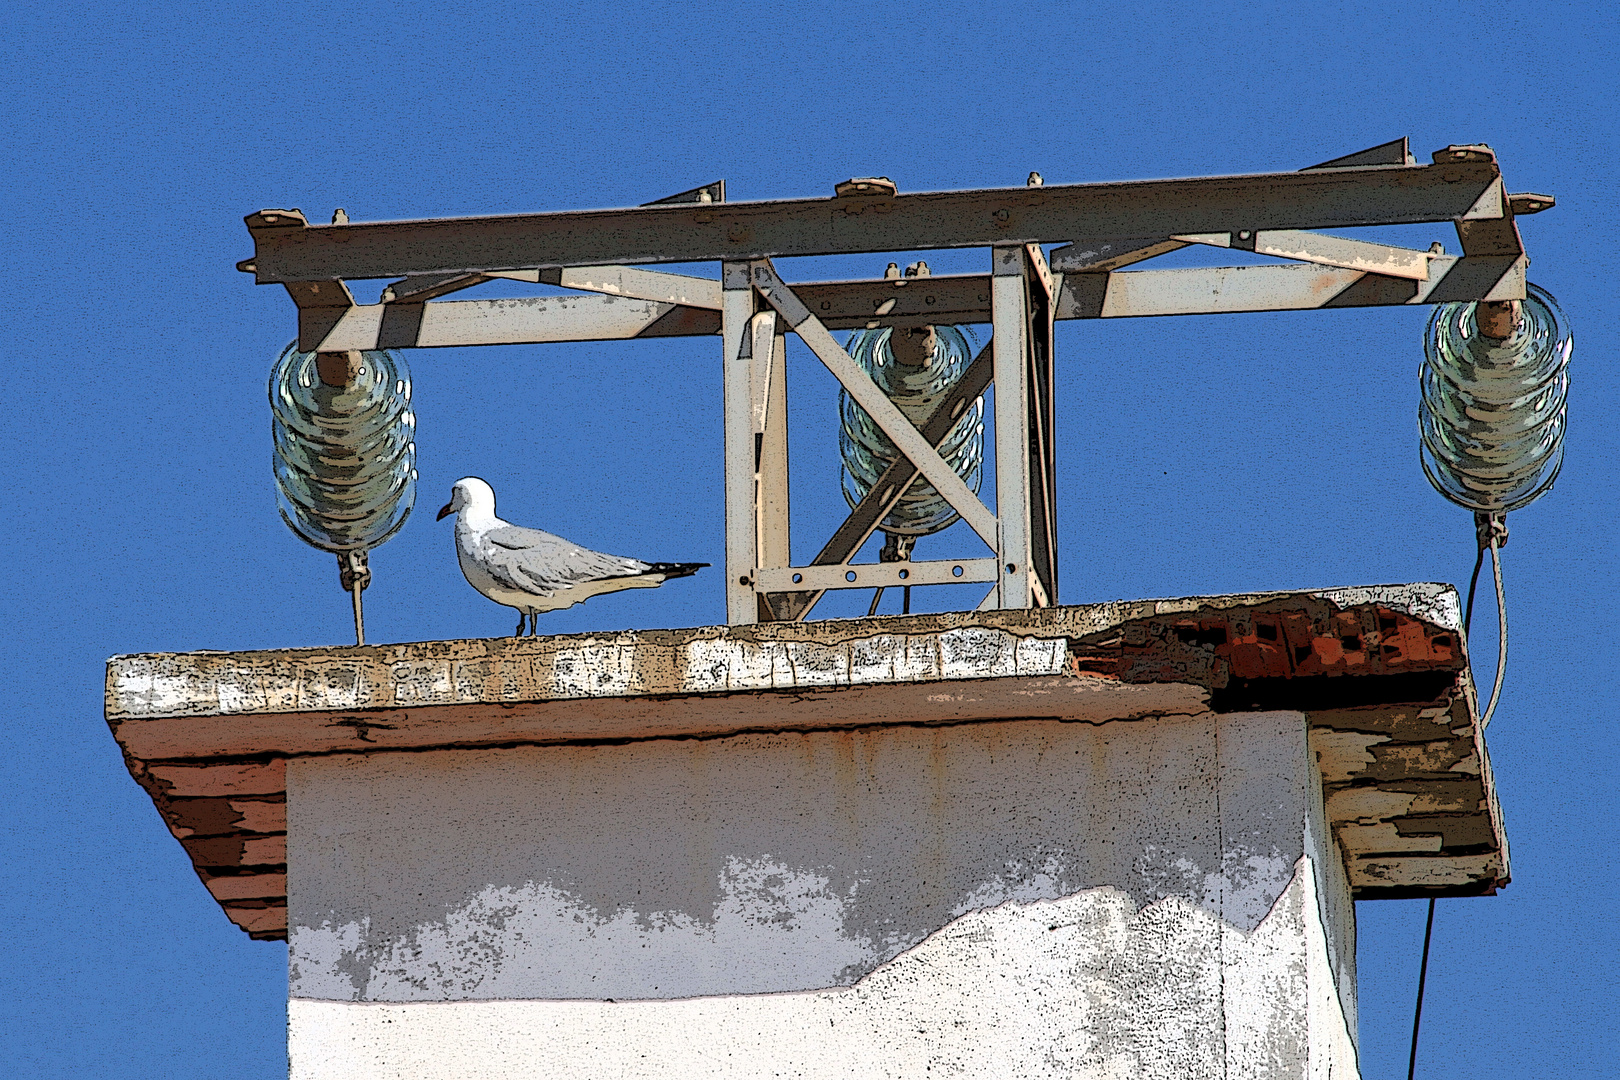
(436, 501, 455, 521)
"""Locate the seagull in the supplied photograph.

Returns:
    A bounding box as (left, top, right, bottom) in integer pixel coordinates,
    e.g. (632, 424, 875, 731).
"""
(437, 476, 707, 636)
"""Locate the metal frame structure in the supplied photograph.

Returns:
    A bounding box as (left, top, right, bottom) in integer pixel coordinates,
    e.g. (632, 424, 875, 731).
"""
(239, 138, 1550, 625)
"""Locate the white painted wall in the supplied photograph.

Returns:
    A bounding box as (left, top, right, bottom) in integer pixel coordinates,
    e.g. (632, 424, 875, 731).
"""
(288, 711, 1358, 1078)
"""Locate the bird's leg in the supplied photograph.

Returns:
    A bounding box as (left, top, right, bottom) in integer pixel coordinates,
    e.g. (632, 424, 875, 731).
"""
(514, 611, 526, 637)
(527, 614, 538, 636)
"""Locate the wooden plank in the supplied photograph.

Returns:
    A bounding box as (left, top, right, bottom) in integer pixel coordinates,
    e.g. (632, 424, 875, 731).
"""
(204, 873, 287, 903)
(223, 902, 288, 939)
(181, 834, 287, 868)
(146, 760, 285, 797)
(162, 797, 285, 838)
(1348, 853, 1503, 891)
(114, 675, 1209, 762)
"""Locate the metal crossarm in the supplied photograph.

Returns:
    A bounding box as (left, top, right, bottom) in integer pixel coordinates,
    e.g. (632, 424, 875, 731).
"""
(241, 153, 1506, 283)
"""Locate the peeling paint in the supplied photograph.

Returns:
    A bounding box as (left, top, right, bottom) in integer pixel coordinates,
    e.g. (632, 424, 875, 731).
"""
(288, 712, 1333, 1004)
(290, 859, 1357, 1080)
(1310, 729, 1389, 784)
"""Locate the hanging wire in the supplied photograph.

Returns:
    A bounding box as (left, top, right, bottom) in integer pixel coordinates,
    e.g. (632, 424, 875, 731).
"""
(1408, 538, 1488, 1080)
(1480, 536, 1508, 731)
(1407, 894, 1438, 1080)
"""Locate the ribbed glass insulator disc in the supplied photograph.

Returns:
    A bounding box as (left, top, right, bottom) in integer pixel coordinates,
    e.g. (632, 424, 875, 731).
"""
(269, 342, 417, 552)
(1419, 284, 1571, 514)
(838, 326, 985, 536)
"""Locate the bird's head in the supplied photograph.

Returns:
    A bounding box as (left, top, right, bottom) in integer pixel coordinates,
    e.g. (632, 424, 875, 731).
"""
(437, 476, 496, 521)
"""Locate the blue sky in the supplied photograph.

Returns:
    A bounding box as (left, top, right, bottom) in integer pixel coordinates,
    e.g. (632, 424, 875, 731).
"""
(4, 2, 1617, 1076)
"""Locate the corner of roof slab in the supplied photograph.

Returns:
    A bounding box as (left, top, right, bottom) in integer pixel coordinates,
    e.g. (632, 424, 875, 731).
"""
(106, 583, 1504, 1080)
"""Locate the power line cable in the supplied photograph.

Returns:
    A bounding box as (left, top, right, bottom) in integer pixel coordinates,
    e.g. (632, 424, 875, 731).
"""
(1409, 533, 1506, 1079)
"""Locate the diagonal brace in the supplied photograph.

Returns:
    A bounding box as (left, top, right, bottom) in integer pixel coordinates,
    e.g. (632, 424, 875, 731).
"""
(771, 339, 994, 621)
(749, 260, 999, 550)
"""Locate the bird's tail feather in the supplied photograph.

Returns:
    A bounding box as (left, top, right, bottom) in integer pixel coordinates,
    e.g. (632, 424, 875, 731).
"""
(646, 562, 708, 580)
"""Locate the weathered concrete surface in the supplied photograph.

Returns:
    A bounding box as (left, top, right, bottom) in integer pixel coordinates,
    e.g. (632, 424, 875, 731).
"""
(105, 585, 1505, 944)
(291, 865, 1354, 1079)
(108, 584, 1461, 728)
(287, 711, 1357, 1078)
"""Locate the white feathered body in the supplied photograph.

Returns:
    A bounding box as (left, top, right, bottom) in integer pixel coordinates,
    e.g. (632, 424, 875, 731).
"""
(454, 513, 666, 614)
(443, 478, 702, 618)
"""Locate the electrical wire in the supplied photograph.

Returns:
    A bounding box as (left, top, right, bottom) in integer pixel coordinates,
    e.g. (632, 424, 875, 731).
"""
(1407, 896, 1437, 1080)
(1409, 533, 1507, 1077)
(1480, 540, 1508, 731)
(1463, 545, 1486, 632)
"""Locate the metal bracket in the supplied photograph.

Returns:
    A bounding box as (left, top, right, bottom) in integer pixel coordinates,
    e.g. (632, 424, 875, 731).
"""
(753, 558, 998, 593)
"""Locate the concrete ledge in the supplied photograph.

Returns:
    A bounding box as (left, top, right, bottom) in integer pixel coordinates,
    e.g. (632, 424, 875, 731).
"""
(105, 584, 1505, 940)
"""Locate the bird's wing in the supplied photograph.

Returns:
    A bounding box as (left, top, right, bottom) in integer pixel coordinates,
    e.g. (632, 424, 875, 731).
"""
(481, 524, 651, 593)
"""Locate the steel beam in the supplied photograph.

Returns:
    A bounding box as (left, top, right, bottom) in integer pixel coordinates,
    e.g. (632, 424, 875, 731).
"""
(751, 310, 791, 620)
(722, 262, 759, 625)
(992, 247, 1032, 609)
(304, 293, 715, 352)
(539, 265, 723, 308)
(241, 159, 1504, 283)
(1053, 254, 1525, 321)
(1171, 229, 1434, 279)
(1022, 245, 1058, 608)
(303, 250, 1530, 351)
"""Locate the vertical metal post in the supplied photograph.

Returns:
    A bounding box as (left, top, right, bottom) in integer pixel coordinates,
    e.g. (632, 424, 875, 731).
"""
(753, 313, 791, 620)
(991, 246, 1032, 609)
(722, 261, 759, 624)
(1023, 244, 1058, 608)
